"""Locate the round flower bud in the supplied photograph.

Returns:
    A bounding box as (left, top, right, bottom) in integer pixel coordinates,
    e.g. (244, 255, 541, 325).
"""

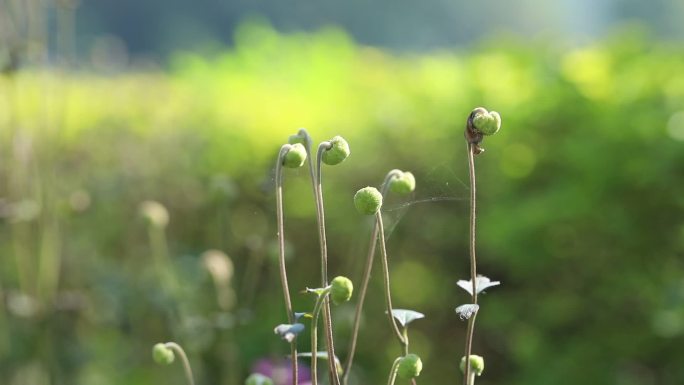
(459, 355, 485, 376)
(283, 143, 307, 168)
(397, 354, 423, 379)
(245, 373, 274, 385)
(152, 343, 175, 365)
(472, 109, 501, 136)
(389, 171, 416, 195)
(330, 276, 353, 305)
(322, 136, 350, 165)
(354, 187, 382, 215)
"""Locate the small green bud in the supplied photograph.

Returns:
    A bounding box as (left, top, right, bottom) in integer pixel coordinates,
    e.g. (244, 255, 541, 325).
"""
(322, 136, 350, 165)
(354, 187, 383, 215)
(389, 171, 416, 195)
(152, 343, 175, 365)
(283, 143, 307, 168)
(245, 373, 274, 385)
(330, 276, 353, 305)
(472, 109, 501, 136)
(460, 355, 485, 376)
(397, 354, 423, 379)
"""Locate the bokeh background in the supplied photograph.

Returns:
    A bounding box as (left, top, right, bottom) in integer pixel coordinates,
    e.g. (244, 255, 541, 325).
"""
(1, 1, 684, 384)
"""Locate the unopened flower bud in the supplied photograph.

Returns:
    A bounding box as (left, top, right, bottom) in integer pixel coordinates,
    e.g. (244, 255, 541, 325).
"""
(283, 143, 307, 168)
(245, 373, 274, 385)
(397, 354, 423, 379)
(389, 171, 416, 195)
(322, 136, 350, 165)
(354, 187, 382, 215)
(152, 343, 174, 365)
(330, 276, 353, 305)
(460, 355, 485, 376)
(472, 108, 501, 136)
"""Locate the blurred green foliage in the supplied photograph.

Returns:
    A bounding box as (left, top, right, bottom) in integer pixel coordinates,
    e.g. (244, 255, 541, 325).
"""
(1, 21, 684, 385)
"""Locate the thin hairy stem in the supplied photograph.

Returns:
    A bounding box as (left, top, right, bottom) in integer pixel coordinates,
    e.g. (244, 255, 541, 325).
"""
(386, 357, 403, 385)
(463, 143, 478, 385)
(313, 142, 341, 385)
(342, 170, 403, 384)
(164, 342, 195, 385)
(275, 145, 298, 385)
(376, 212, 408, 350)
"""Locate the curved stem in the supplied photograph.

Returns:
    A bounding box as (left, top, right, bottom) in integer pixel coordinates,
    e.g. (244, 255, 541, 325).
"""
(376, 212, 408, 350)
(164, 342, 195, 385)
(276, 145, 299, 385)
(462, 143, 478, 385)
(386, 357, 403, 385)
(342, 170, 403, 384)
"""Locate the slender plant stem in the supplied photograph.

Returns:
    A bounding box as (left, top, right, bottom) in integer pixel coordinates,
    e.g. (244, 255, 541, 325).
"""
(301, 129, 325, 385)
(467, 372, 476, 385)
(275, 145, 298, 385)
(313, 142, 341, 385)
(149, 225, 176, 290)
(401, 328, 410, 356)
(462, 142, 479, 385)
(386, 356, 403, 385)
(310, 291, 328, 385)
(375, 212, 408, 350)
(164, 342, 195, 385)
(342, 170, 403, 384)
(314, 143, 332, 287)
(298, 128, 316, 199)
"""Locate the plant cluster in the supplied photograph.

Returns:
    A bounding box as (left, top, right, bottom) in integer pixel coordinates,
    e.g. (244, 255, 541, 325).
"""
(152, 108, 503, 385)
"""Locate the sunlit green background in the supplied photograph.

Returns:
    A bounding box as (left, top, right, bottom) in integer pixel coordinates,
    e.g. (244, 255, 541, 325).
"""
(1, 1, 684, 385)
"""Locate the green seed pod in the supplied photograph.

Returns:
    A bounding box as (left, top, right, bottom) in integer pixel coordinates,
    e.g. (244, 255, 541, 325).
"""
(459, 355, 485, 376)
(472, 109, 501, 136)
(397, 354, 423, 379)
(245, 373, 274, 385)
(389, 171, 416, 195)
(330, 276, 353, 305)
(152, 343, 175, 365)
(354, 187, 383, 215)
(283, 143, 307, 168)
(322, 136, 350, 165)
